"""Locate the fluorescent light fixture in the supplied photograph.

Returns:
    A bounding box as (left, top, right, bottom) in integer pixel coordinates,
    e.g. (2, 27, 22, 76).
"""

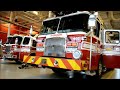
(32, 11, 38, 15)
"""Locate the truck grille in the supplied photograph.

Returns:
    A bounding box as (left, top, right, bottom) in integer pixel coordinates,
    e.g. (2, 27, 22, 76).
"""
(5, 46, 11, 53)
(44, 38, 65, 57)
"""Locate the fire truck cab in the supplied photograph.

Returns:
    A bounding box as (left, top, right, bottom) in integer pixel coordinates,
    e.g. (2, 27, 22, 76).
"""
(20, 35, 38, 62)
(3, 34, 24, 63)
(102, 29, 120, 69)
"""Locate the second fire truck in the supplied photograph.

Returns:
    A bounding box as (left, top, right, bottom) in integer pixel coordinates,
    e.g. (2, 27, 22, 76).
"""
(20, 34, 38, 62)
(3, 25, 39, 64)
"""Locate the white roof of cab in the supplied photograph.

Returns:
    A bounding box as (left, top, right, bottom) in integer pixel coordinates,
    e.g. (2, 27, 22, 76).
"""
(43, 11, 91, 22)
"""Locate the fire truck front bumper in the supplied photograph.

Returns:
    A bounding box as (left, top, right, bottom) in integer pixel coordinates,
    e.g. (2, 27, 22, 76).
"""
(3, 54, 17, 60)
(23, 55, 89, 71)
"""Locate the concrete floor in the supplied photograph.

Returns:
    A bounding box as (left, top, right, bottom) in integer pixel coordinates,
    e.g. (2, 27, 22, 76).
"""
(0, 59, 120, 79)
(0, 59, 68, 79)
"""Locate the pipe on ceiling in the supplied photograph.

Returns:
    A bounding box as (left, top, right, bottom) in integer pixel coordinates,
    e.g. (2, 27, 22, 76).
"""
(21, 12, 42, 23)
(109, 11, 120, 21)
(0, 16, 39, 32)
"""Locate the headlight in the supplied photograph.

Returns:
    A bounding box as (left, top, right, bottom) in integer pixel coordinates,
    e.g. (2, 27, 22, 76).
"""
(114, 47, 120, 51)
(66, 47, 77, 52)
(21, 48, 30, 52)
(14, 48, 19, 51)
(105, 48, 112, 51)
(21, 49, 24, 52)
(26, 49, 30, 52)
(73, 50, 82, 59)
(36, 47, 44, 51)
(10, 51, 13, 53)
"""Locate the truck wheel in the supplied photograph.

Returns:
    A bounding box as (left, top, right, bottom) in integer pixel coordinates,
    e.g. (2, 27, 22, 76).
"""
(15, 60, 22, 64)
(95, 60, 103, 79)
(3, 56, 6, 60)
(52, 68, 67, 74)
(30, 53, 35, 56)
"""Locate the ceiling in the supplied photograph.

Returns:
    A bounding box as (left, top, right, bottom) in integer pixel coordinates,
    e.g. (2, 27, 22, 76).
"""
(98, 11, 120, 29)
(0, 11, 120, 33)
(0, 11, 49, 33)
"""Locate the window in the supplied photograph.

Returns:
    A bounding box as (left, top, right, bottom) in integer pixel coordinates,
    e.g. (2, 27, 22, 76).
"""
(10, 36, 23, 45)
(58, 14, 90, 33)
(105, 31, 119, 44)
(32, 40, 37, 47)
(23, 37, 30, 45)
(16, 36, 23, 45)
(93, 21, 100, 37)
(6, 37, 13, 44)
(41, 18, 59, 35)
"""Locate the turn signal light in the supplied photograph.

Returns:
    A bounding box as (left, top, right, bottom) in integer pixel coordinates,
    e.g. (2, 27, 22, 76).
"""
(71, 43, 77, 46)
(37, 43, 43, 47)
(67, 42, 78, 47)
(105, 48, 112, 51)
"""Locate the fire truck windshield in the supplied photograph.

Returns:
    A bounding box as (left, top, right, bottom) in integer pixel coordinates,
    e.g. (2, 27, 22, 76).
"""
(41, 18, 59, 35)
(58, 14, 90, 33)
(23, 37, 30, 45)
(105, 31, 120, 44)
(10, 36, 23, 45)
(41, 13, 90, 35)
(6, 37, 13, 44)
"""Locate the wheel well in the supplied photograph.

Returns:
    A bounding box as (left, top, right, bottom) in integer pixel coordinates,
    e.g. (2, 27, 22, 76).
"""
(97, 54, 104, 69)
(99, 54, 104, 65)
(30, 53, 36, 56)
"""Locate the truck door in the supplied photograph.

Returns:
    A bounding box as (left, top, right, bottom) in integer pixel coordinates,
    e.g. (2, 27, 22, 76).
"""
(30, 39, 37, 55)
(90, 20, 102, 70)
(102, 30, 120, 68)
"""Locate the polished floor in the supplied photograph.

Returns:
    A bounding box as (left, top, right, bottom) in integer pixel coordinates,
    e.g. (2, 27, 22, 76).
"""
(0, 59, 120, 79)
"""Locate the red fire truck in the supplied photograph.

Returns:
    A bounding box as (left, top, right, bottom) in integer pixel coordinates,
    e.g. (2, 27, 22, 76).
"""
(19, 25, 39, 66)
(3, 34, 24, 63)
(22, 11, 108, 78)
(102, 29, 120, 69)
(20, 35, 38, 62)
(2, 35, 13, 58)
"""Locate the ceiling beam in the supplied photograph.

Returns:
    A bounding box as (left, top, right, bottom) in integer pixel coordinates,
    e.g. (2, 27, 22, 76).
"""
(0, 17, 39, 32)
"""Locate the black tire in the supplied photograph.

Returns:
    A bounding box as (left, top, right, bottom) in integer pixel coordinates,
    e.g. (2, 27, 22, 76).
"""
(15, 59, 22, 64)
(95, 60, 103, 79)
(52, 68, 67, 74)
(30, 53, 35, 56)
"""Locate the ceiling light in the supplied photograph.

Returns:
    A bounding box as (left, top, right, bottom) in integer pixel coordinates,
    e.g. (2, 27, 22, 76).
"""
(32, 11, 38, 15)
